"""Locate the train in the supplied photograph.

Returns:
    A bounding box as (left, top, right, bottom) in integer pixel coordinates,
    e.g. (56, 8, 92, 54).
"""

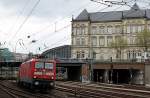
(17, 58, 56, 90)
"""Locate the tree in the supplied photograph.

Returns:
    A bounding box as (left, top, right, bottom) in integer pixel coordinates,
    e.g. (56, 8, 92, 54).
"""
(136, 29, 150, 52)
(109, 36, 128, 60)
(0, 48, 14, 61)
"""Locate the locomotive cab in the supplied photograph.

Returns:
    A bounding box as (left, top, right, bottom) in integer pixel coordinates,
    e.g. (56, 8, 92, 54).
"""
(18, 59, 56, 90)
(33, 61, 56, 88)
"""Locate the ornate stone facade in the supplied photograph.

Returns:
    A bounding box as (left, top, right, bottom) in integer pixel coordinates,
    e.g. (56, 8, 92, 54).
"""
(71, 3, 150, 61)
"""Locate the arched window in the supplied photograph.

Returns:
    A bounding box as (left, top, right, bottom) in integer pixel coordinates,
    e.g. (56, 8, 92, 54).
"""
(76, 51, 80, 58)
(107, 26, 113, 34)
(81, 51, 85, 58)
(93, 51, 96, 59)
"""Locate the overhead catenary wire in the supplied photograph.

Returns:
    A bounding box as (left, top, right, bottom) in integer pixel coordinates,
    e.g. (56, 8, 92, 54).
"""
(40, 1, 137, 51)
(14, 0, 148, 53)
(39, 35, 71, 52)
(10, 0, 92, 53)
(32, 4, 130, 53)
(26, 0, 122, 43)
(34, 6, 119, 52)
(36, 5, 111, 42)
(31, 6, 109, 44)
(8, 0, 32, 40)
(24, 2, 111, 53)
(28, 1, 92, 38)
(9, 0, 41, 42)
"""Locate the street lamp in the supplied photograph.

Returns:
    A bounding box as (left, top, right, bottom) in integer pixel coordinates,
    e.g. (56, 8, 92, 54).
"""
(14, 39, 24, 53)
(110, 57, 113, 84)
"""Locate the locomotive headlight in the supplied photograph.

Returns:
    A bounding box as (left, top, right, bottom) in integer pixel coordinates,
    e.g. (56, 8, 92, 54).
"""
(51, 76, 54, 79)
(50, 82, 54, 86)
(34, 76, 37, 78)
(34, 81, 39, 85)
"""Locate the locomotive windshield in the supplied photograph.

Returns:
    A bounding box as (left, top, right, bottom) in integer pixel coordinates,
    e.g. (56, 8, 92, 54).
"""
(45, 63, 53, 69)
(35, 62, 44, 68)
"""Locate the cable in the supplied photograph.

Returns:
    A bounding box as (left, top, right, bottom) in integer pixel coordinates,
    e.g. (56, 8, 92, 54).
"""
(37, 23, 71, 43)
(9, 0, 41, 42)
(91, 0, 112, 6)
(39, 35, 71, 52)
(28, 1, 92, 38)
(35, 6, 112, 52)
(32, 5, 111, 50)
(8, 0, 31, 39)
(36, 5, 110, 42)
(15, 0, 147, 53)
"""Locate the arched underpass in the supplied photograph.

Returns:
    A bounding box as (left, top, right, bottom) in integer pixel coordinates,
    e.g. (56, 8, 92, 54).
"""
(56, 66, 81, 81)
(56, 61, 83, 82)
(67, 66, 81, 81)
(93, 69, 144, 84)
(111, 69, 130, 84)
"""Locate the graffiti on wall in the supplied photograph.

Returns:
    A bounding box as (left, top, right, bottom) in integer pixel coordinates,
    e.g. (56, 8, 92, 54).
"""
(82, 64, 90, 82)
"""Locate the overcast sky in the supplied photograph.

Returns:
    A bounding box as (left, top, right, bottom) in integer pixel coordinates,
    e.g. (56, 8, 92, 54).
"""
(0, 0, 149, 54)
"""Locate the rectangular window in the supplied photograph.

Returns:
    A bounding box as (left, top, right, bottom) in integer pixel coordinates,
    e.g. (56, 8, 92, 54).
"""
(45, 63, 53, 69)
(148, 24, 150, 31)
(81, 38, 85, 45)
(130, 37, 135, 45)
(72, 38, 76, 45)
(99, 36, 105, 46)
(115, 25, 121, 33)
(76, 38, 80, 45)
(127, 25, 130, 33)
(93, 52, 96, 59)
(35, 62, 44, 68)
(81, 51, 85, 58)
(99, 26, 105, 34)
(76, 27, 81, 35)
(76, 51, 80, 58)
(127, 52, 130, 59)
(92, 36, 97, 46)
(92, 26, 97, 34)
(73, 27, 76, 35)
(107, 26, 113, 34)
(107, 36, 112, 46)
(137, 25, 144, 32)
(115, 36, 121, 41)
(81, 27, 85, 35)
(138, 52, 141, 56)
(131, 25, 137, 33)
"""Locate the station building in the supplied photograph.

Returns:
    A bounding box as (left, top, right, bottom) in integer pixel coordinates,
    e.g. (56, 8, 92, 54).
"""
(41, 45, 89, 82)
(0, 48, 25, 79)
(41, 45, 71, 59)
(71, 3, 150, 85)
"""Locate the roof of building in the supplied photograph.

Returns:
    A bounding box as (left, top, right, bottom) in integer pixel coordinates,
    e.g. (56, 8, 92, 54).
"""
(75, 9, 89, 21)
(74, 3, 150, 22)
(42, 45, 71, 55)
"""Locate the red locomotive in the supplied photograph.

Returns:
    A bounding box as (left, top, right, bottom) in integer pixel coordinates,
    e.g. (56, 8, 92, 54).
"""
(18, 58, 56, 90)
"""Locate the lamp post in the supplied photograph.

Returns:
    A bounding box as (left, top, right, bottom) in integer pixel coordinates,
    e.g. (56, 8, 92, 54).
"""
(129, 67, 133, 84)
(14, 39, 24, 53)
(110, 57, 113, 84)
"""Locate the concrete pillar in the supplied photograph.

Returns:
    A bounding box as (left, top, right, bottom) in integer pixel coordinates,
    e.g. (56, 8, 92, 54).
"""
(104, 69, 109, 83)
(145, 63, 150, 86)
(133, 70, 144, 85)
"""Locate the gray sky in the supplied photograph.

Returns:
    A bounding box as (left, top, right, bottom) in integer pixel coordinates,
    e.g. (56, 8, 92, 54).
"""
(0, 0, 149, 54)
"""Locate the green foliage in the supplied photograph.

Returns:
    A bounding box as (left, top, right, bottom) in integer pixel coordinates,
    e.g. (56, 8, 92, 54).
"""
(136, 29, 150, 51)
(0, 48, 14, 61)
(109, 36, 128, 49)
(109, 36, 128, 59)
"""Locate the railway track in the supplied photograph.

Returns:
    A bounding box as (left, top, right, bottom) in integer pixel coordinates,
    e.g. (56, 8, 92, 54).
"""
(56, 81, 150, 98)
(0, 80, 57, 98)
(0, 80, 76, 98)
